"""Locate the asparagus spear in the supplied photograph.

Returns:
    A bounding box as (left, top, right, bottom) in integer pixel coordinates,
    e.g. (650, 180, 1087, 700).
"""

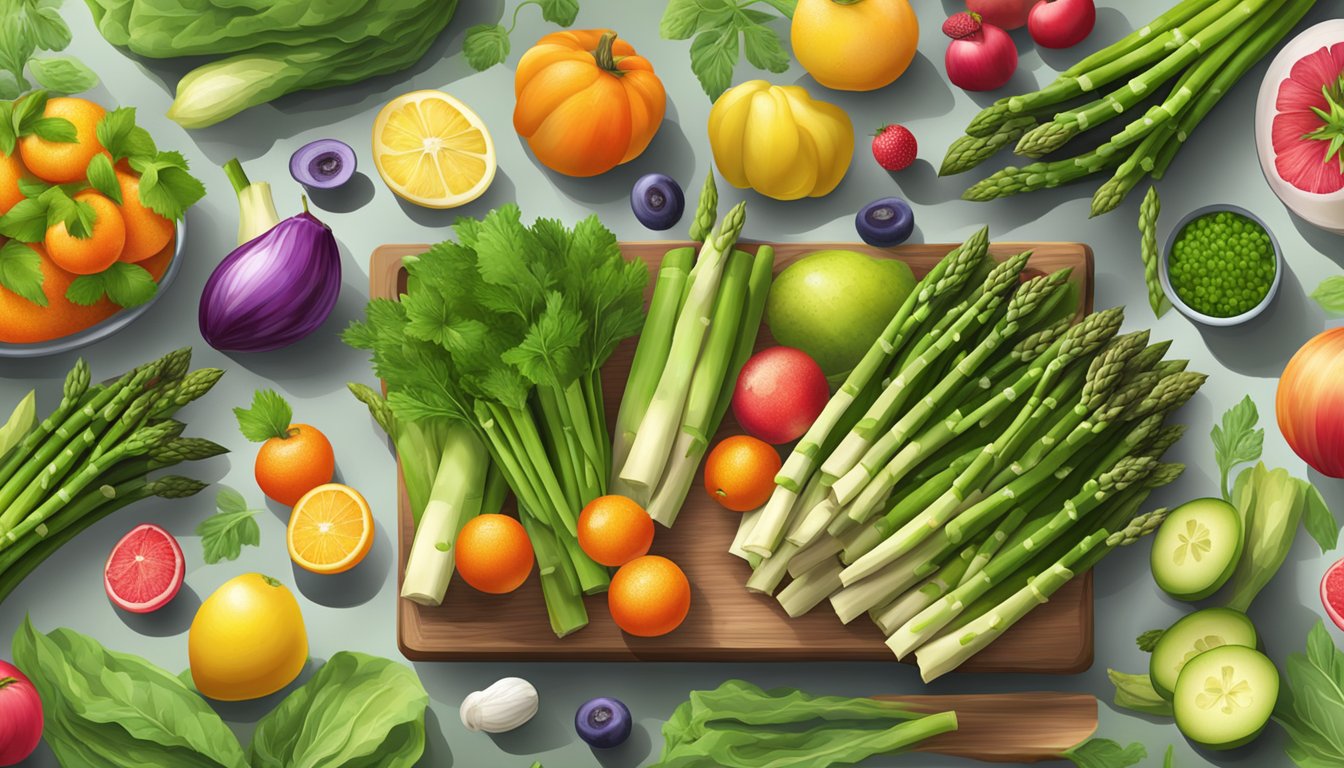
(941, 117, 1038, 176)
(1139, 188, 1172, 317)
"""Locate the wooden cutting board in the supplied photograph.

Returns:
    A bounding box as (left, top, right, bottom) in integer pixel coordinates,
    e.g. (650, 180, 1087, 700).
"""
(370, 241, 1096, 671)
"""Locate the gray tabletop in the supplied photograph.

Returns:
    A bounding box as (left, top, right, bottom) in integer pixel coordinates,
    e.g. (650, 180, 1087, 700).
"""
(6, 1, 1344, 766)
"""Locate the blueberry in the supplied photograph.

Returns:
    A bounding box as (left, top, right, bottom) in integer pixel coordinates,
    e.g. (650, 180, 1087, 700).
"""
(631, 174, 685, 231)
(854, 197, 915, 248)
(575, 697, 632, 749)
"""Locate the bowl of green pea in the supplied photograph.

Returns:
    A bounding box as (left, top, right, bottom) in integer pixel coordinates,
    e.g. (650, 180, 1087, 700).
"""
(1160, 204, 1282, 327)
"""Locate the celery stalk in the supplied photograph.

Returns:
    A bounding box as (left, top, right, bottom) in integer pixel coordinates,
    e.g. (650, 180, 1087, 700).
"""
(400, 423, 488, 606)
(222, 158, 280, 245)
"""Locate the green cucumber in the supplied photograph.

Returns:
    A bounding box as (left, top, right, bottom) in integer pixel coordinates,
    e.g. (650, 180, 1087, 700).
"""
(1150, 498, 1243, 600)
(1149, 607, 1258, 700)
(1173, 644, 1278, 750)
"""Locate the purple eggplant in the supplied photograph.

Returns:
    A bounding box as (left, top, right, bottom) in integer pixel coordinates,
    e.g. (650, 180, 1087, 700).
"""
(199, 205, 341, 352)
(575, 697, 632, 749)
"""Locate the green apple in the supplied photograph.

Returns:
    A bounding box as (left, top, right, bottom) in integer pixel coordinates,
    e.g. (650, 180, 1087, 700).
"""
(766, 250, 917, 382)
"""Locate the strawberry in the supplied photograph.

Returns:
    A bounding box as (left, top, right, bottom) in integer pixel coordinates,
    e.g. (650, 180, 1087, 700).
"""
(872, 124, 918, 172)
(943, 11, 984, 40)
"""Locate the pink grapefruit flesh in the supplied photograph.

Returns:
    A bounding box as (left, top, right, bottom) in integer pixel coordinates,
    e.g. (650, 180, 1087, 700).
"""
(1272, 42, 1344, 194)
(1323, 557, 1344, 631)
(104, 524, 184, 614)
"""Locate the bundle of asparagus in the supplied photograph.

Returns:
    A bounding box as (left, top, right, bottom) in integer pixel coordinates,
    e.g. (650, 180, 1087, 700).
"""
(733, 230, 1202, 681)
(942, 0, 1318, 216)
(613, 175, 775, 526)
(0, 349, 225, 604)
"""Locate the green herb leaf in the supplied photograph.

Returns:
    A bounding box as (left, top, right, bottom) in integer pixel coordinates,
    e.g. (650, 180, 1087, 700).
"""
(1060, 738, 1147, 768)
(1301, 482, 1340, 553)
(0, 73, 22, 101)
(10, 89, 47, 134)
(755, 0, 797, 15)
(1211, 396, 1263, 502)
(1107, 669, 1174, 718)
(463, 24, 510, 71)
(1136, 629, 1164, 652)
(85, 153, 121, 204)
(234, 389, 294, 442)
(16, 176, 46, 198)
(96, 107, 156, 164)
(22, 1, 73, 52)
(1273, 620, 1344, 768)
(27, 56, 97, 95)
(1311, 276, 1344, 314)
(0, 196, 48, 242)
(0, 20, 35, 83)
(27, 114, 75, 142)
(130, 151, 204, 220)
(65, 262, 157, 308)
(0, 239, 46, 306)
(0, 101, 15, 153)
(41, 185, 94, 239)
(196, 488, 261, 564)
(537, 0, 580, 26)
(740, 22, 790, 73)
(660, 0, 714, 39)
(689, 27, 739, 101)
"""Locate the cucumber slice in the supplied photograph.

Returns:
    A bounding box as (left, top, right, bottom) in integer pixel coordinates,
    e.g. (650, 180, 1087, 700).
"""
(1149, 607, 1258, 700)
(1174, 645, 1278, 750)
(1150, 497, 1243, 600)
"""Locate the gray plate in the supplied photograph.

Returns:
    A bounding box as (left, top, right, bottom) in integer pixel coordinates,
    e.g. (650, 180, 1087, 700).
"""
(1159, 203, 1282, 328)
(0, 217, 186, 358)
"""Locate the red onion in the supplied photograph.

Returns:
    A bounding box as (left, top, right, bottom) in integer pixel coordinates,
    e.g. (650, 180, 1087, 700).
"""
(944, 12, 1019, 92)
(0, 660, 42, 766)
(199, 205, 341, 352)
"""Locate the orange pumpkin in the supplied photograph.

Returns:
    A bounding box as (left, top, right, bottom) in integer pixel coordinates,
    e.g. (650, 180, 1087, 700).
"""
(513, 30, 666, 178)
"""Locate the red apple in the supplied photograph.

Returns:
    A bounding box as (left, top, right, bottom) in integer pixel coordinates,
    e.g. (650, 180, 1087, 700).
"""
(1028, 0, 1096, 49)
(731, 347, 830, 445)
(967, 0, 1033, 30)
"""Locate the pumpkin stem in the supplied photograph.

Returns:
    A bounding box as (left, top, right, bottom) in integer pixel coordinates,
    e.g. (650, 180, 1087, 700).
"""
(593, 31, 620, 73)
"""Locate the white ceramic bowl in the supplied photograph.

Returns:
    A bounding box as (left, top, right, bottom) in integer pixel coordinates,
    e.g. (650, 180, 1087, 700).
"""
(0, 217, 186, 358)
(1159, 204, 1282, 328)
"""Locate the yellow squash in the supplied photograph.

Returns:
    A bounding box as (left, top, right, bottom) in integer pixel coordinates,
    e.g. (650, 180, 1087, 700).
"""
(792, 0, 919, 91)
(189, 573, 308, 701)
(708, 80, 854, 201)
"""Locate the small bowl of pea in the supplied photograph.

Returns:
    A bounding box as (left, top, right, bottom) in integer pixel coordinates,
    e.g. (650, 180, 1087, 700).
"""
(1160, 204, 1282, 327)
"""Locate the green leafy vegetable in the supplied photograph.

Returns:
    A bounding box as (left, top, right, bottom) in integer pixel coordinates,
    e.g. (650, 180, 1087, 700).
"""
(0, 239, 46, 306)
(1108, 669, 1174, 717)
(97, 107, 158, 164)
(463, 0, 580, 71)
(1060, 739, 1147, 768)
(0, 2, 97, 98)
(249, 651, 429, 768)
(27, 55, 97, 94)
(1137, 629, 1164, 653)
(660, 0, 795, 100)
(1274, 620, 1344, 767)
(196, 488, 261, 564)
(1211, 396, 1264, 502)
(12, 618, 250, 768)
(0, 183, 96, 242)
(1311, 276, 1344, 314)
(234, 389, 294, 442)
(85, 153, 123, 204)
(129, 150, 207, 221)
(66, 262, 158, 309)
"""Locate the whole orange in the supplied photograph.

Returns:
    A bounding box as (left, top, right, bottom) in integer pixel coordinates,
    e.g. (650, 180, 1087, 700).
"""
(254, 424, 335, 507)
(18, 97, 108, 184)
(577, 495, 654, 567)
(116, 170, 174, 262)
(455, 514, 535, 594)
(45, 191, 125, 275)
(0, 152, 27, 215)
(703, 435, 782, 512)
(608, 555, 690, 637)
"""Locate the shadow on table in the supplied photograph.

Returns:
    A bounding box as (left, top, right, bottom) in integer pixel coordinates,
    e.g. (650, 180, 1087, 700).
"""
(307, 172, 377, 214)
(116, 583, 202, 637)
(422, 708, 457, 767)
(396, 168, 519, 229)
(290, 518, 392, 608)
(1192, 259, 1319, 378)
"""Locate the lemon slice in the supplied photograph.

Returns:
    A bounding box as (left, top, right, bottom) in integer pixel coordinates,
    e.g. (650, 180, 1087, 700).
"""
(372, 90, 496, 209)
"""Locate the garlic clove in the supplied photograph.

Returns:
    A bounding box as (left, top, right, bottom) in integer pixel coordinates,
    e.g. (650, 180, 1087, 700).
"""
(460, 677, 539, 733)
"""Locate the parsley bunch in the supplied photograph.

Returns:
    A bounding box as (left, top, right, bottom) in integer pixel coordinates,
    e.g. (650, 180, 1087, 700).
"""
(345, 205, 647, 636)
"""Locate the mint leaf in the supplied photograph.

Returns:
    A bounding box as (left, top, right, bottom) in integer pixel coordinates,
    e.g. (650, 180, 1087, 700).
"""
(0, 73, 22, 101)
(197, 488, 261, 564)
(689, 27, 739, 101)
(234, 389, 294, 442)
(85, 154, 121, 204)
(0, 239, 46, 306)
(0, 19, 35, 83)
(27, 56, 97, 95)
(463, 24, 509, 71)
(65, 262, 157, 308)
(0, 101, 13, 153)
(740, 22, 789, 73)
(1211, 396, 1262, 502)
(10, 89, 48, 134)
(64, 274, 106, 306)
(96, 107, 156, 163)
(17, 177, 47, 198)
(129, 151, 204, 220)
(1136, 629, 1164, 652)
(27, 115, 74, 142)
(41, 186, 94, 239)
(537, 0, 579, 25)
(1311, 276, 1344, 313)
(0, 195, 50, 242)
(1061, 738, 1147, 768)
(1301, 482, 1340, 553)
(23, 2, 72, 52)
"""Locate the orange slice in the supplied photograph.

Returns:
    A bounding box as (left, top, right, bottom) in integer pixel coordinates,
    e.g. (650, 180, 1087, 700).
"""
(372, 90, 496, 209)
(287, 483, 374, 574)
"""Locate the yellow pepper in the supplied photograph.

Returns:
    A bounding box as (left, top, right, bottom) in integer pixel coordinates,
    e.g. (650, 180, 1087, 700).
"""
(707, 80, 854, 201)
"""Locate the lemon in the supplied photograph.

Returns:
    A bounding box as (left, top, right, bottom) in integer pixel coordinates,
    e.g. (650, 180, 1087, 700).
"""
(189, 573, 308, 701)
(372, 90, 496, 209)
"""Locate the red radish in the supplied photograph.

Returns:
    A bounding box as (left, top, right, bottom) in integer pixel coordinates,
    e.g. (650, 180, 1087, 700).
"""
(732, 347, 830, 445)
(1323, 558, 1344, 630)
(943, 12, 1019, 92)
(967, 0, 1032, 30)
(1028, 0, 1096, 50)
(1256, 20, 1344, 233)
(104, 524, 185, 614)
(0, 660, 42, 767)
